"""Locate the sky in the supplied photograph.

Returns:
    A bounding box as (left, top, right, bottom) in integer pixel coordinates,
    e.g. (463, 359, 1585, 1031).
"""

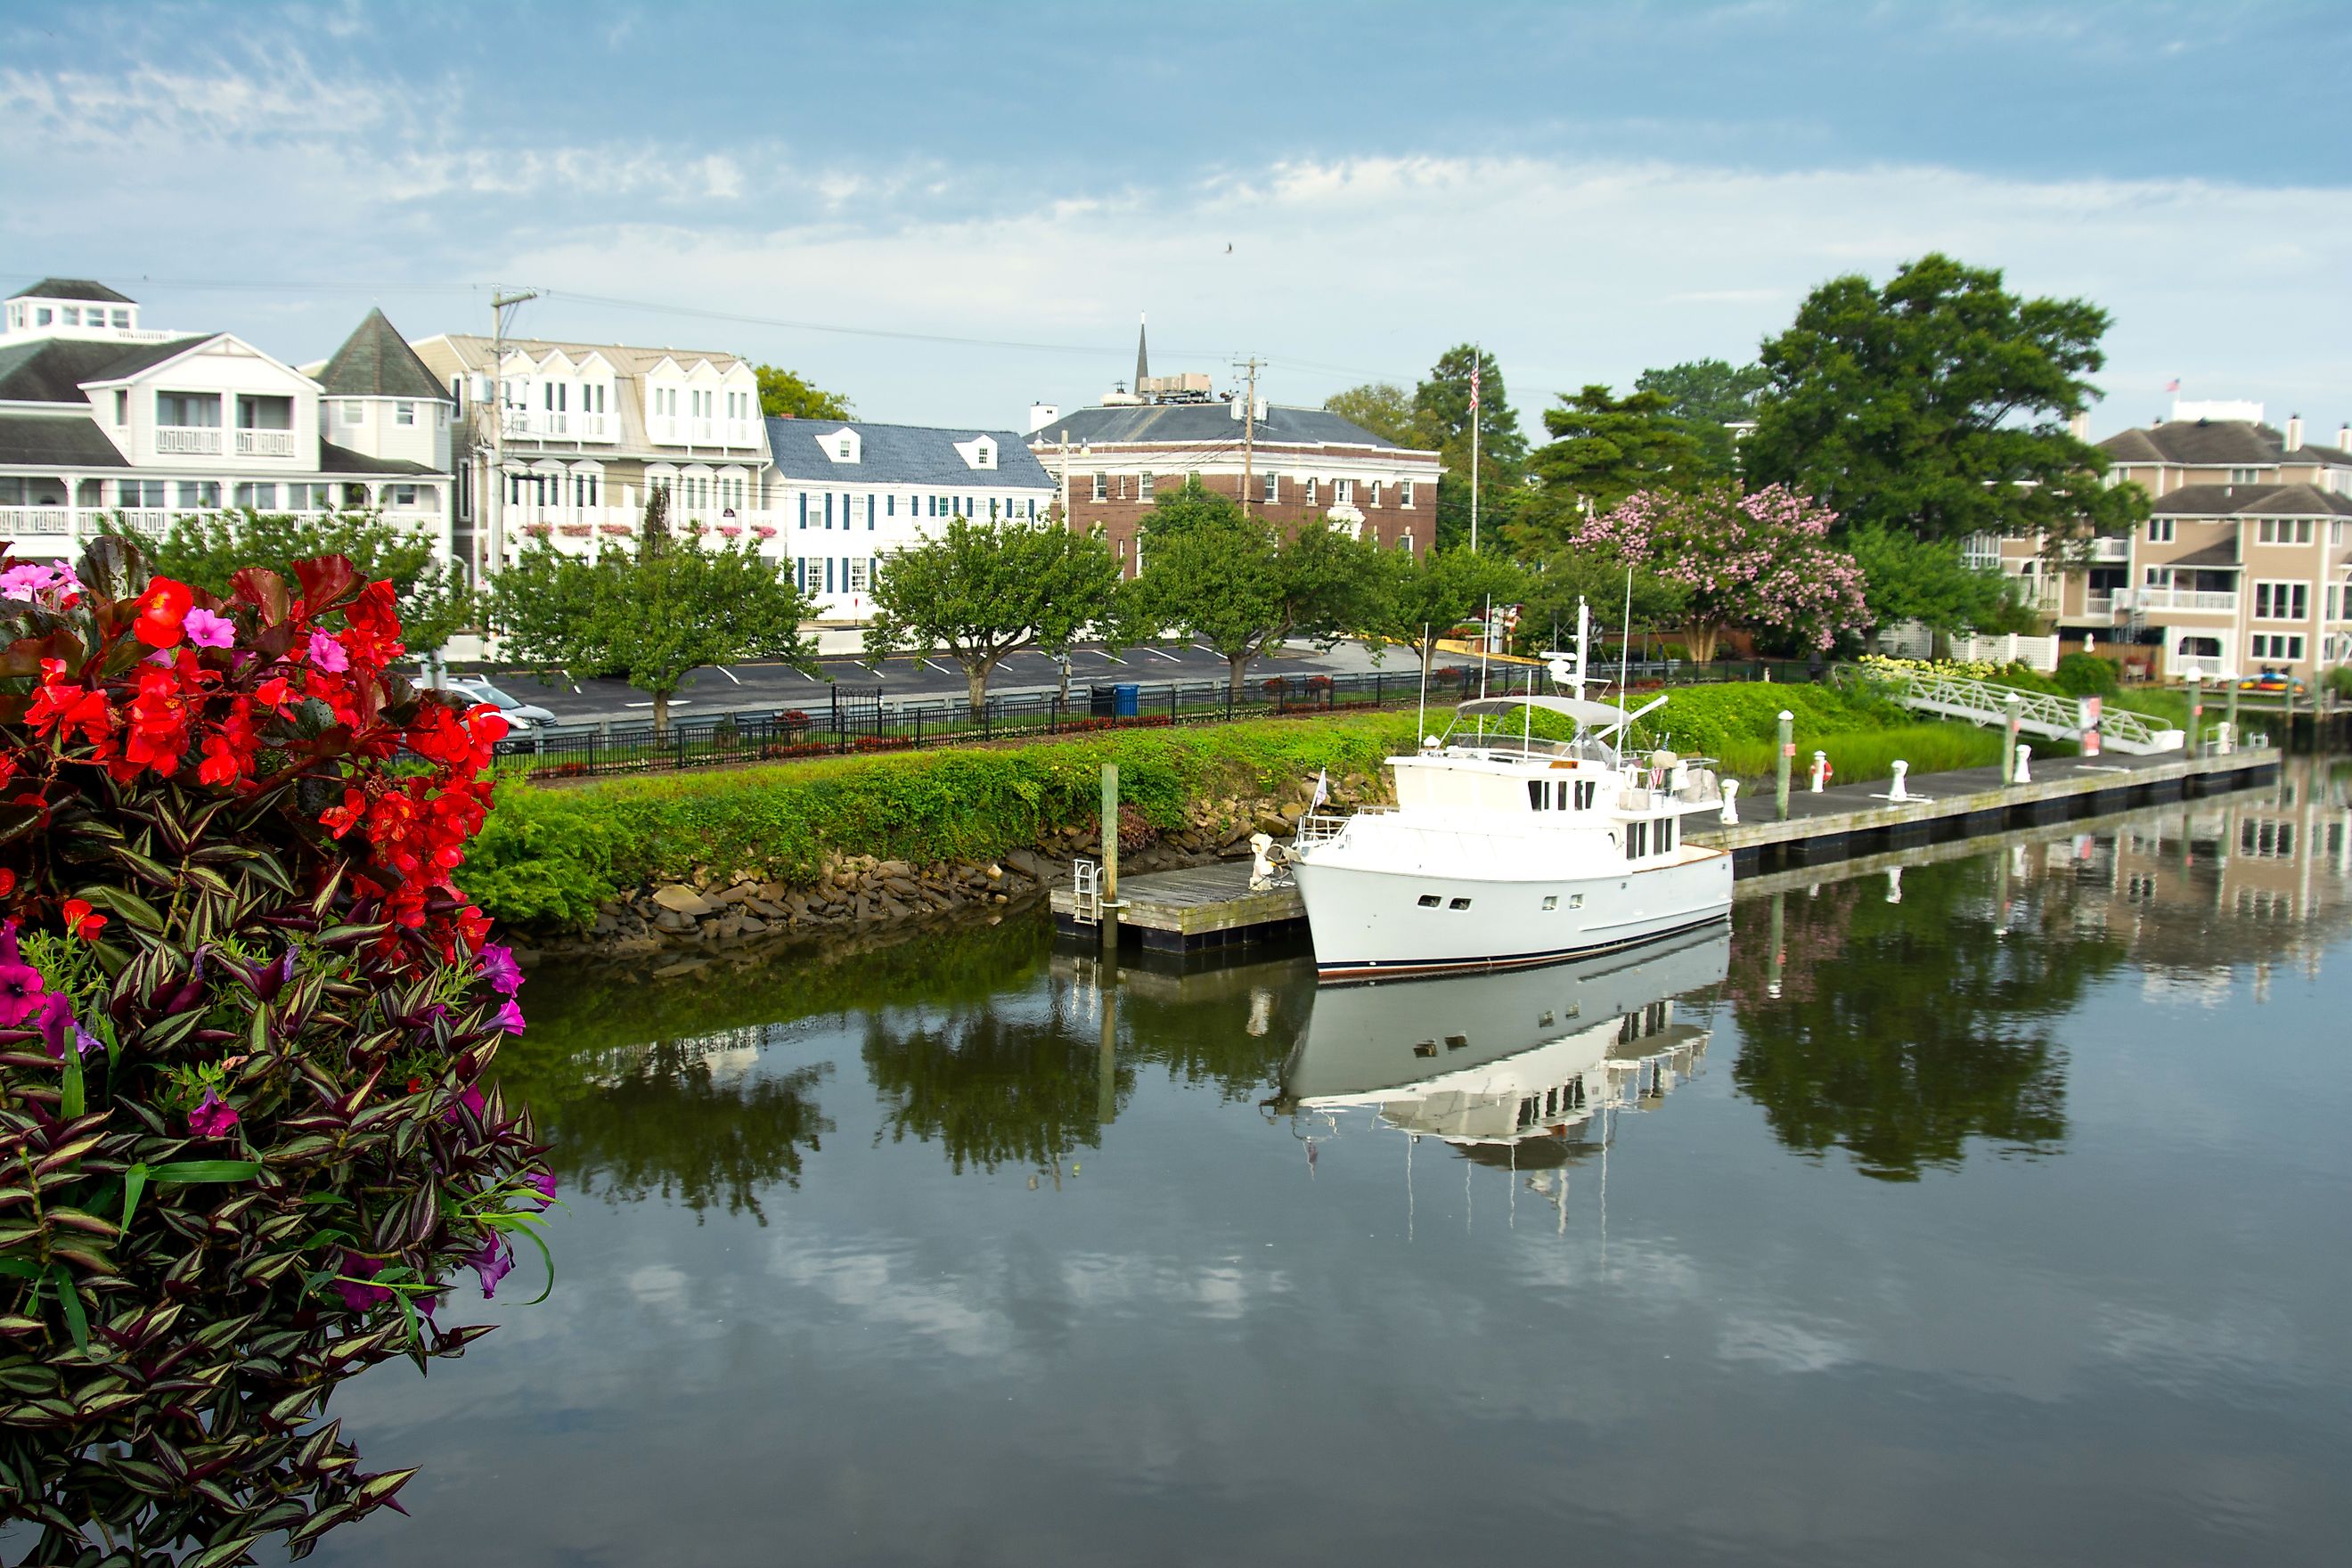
(4, 0, 2349, 439)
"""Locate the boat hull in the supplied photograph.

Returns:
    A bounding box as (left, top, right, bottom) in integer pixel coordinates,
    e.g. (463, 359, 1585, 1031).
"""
(1292, 845, 1733, 981)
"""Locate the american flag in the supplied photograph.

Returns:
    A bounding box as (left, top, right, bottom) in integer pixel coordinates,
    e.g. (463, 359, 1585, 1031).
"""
(2164, 378, 2181, 393)
(1469, 361, 1481, 411)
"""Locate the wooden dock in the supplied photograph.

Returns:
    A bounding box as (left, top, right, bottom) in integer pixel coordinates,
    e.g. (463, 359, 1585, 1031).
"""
(1051, 747, 2282, 955)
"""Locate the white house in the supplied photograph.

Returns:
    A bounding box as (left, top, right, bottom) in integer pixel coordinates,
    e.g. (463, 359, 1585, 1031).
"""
(0, 278, 453, 564)
(766, 417, 1059, 623)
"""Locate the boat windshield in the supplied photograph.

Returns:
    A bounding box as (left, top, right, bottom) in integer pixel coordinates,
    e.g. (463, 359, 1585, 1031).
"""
(1438, 718, 1623, 771)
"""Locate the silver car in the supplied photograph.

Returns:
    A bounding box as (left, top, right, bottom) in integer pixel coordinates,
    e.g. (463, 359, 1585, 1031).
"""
(444, 677, 559, 727)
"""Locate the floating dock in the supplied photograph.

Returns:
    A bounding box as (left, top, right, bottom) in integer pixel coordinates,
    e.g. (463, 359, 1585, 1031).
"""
(1052, 747, 2282, 955)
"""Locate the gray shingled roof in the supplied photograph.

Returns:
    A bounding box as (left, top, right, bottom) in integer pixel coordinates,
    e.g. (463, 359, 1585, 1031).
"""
(1028, 401, 1410, 451)
(2150, 482, 2352, 519)
(766, 418, 1054, 489)
(11, 278, 135, 305)
(314, 308, 447, 401)
(0, 335, 214, 404)
(2100, 418, 2352, 470)
(0, 412, 129, 468)
(319, 440, 437, 477)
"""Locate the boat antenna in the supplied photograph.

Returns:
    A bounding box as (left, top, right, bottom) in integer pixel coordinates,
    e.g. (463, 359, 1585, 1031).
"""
(1478, 594, 1491, 703)
(1416, 621, 1430, 744)
(1618, 568, 1633, 737)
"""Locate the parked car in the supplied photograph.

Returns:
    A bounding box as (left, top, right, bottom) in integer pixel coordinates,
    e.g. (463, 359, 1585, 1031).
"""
(443, 677, 559, 726)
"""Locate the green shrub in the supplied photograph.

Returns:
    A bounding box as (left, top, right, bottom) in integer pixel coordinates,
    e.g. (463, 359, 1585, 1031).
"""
(469, 715, 1421, 929)
(2054, 652, 2120, 697)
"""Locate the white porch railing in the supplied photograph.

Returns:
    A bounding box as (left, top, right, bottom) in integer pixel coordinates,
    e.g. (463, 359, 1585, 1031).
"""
(1950, 632, 2062, 672)
(234, 429, 296, 456)
(2135, 588, 2239, 614)
(1862, 668, 2184, 755)
(2089, 536, 2131, 563)
(155, 427, 221, 454)
(0, 507, 70, 535)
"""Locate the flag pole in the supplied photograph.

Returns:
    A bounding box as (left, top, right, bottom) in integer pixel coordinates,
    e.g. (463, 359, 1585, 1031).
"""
(1468, 347, 1482, 555)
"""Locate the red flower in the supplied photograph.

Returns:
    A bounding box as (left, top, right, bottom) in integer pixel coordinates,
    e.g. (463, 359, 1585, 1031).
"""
(60, 898, 106, 942)
(0, 870, 13, 897)
(134, 577, 194, 648)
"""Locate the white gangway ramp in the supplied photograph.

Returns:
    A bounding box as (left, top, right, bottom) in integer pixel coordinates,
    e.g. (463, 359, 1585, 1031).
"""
(1862, 669, 2186, 755)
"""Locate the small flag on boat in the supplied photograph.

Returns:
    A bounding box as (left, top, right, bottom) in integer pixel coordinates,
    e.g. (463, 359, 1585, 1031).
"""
(1310, 768, 1329, 811)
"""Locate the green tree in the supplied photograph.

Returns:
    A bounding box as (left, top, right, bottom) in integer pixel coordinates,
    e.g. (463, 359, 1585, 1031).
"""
(1322, 381, 1425, 447)
(1746, 253, 2148, 551)
(489, 489, 818, 736)
(118, 507, 473, 656)
(1634, 357, 1768, 474)
(754, 364, 854, 421)
(1361, 544, 1524, 672)
(1131, 479, 1375, 698)
(863, 515, 1121, 714)
(1843, 523, 2036, 637)
(1414, 345, 1526, 552)
(1516, 384, 1709, 553)
(1514, 551, 1689, 661)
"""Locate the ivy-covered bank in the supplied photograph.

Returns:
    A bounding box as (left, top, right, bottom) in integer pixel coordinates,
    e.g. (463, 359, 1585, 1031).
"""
(466, 715, 1424, 939)
(467, 689, 2025, 952)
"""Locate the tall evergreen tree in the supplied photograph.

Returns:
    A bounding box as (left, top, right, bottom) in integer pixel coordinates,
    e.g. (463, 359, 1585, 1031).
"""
(1413, 345, 1526, 552)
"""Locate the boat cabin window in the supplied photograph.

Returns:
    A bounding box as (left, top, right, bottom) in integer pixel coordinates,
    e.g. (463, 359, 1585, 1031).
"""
(1575, 780, 1597, 810)
(1448, 897, 1473, 911)
(1417, 894, 1441, 908)
(1655, 816, 1676, 852)
(1527, 777, 1592, 812)
(1541, 895, 1558, 911)
(1626, 821, 1649, 860)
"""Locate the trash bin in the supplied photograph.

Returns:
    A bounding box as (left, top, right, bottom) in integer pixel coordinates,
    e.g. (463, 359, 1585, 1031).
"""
(1114, 683, 1139, 718)
(1089, 684, 1118, 718)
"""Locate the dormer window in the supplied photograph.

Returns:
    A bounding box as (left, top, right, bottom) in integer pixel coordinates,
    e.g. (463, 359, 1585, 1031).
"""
(821, 428, 862, 465)
(61, 306, 79, 326)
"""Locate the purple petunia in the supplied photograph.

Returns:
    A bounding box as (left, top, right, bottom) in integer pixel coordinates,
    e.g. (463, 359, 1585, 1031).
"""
(494, 998, 526, 1035)
(306, 629, 349, 672)
(523, 1171, 557, 1208)
(182, 607, 234, 649)
(443, 1082, 487, 1124)
(35, 992, 87, 1061)
(188, 1088, 240, 1139)
(478, 942, 524, 996)
(464, 1234, 514, 1299)
(0, 921, 46, 1028)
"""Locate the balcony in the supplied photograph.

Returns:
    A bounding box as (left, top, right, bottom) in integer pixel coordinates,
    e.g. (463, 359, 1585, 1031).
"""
(2084, 591, 2122, 619)
(2135, 588, 2239, 614)
(2089, 535, 2131, 563)
(234, 429, 296, 457)
(0, 506, 69, 535)
(155, 427, 221, 455)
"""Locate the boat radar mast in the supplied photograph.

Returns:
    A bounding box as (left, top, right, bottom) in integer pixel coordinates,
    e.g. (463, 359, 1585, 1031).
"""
(1541, 598, 1593, 700)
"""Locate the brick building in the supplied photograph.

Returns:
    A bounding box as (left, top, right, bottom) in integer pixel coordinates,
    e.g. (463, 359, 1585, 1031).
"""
(1026, 394, 1442, 577)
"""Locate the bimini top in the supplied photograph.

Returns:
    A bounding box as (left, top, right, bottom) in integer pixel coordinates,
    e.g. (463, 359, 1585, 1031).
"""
(1455, 695, 1635, 732)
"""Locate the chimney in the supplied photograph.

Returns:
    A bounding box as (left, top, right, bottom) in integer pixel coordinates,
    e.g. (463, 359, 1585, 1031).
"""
(1027, 403, 1059, 435)
(2285, 413, 2304, 452)
(2067, 411, 2088, 441)
(2339, 423, 2350, 453)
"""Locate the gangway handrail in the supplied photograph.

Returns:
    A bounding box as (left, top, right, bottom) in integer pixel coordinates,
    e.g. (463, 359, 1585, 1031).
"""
(1853, 668, 2184, 755)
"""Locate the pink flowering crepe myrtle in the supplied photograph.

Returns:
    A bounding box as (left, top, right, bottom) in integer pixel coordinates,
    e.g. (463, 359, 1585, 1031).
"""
(1574, 482, 1873, 664)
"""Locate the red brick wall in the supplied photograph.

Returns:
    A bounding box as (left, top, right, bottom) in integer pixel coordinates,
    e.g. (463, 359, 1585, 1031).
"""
(1055, 466, 1439, 576)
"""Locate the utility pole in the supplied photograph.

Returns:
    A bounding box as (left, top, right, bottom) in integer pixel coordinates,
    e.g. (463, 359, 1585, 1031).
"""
(1234, 355, 1262, 517)
(486, 287, 539, 581)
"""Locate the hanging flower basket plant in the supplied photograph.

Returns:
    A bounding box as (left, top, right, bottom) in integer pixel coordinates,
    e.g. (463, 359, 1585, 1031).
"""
(0, 540, 554, 1564)
(752, 525, 778, 539)
(717, 524, 743, 537)
(523, 522, 554, 536)
(559, 522, 593, 537)
(599, 522, 634, 536)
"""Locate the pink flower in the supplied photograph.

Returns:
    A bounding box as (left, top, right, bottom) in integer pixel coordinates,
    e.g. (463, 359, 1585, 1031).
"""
(189, 1088, 240, 1139)
(494, 998, 526, 1034)
(337, 1251, 393, 1313)
(306, 630, 349, 672)
(182, 607, 234, 649)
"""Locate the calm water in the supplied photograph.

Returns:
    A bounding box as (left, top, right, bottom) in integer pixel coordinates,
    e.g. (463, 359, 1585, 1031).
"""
(306, 761, 2352, 1567)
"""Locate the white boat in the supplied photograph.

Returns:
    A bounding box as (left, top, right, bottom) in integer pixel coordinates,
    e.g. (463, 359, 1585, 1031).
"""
(1278, 925, 1727, 1152)
(1287, 691, 1734, 980)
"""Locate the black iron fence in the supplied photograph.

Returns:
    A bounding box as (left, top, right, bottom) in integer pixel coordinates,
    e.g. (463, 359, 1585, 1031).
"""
(492, 655, 1825, 781)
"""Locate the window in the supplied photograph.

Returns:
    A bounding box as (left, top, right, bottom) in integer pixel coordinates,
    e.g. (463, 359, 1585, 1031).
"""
(1626, 821, 1649, 859)
(2229, 467, 2262, 484)
(233, 483, 276, 509)
(1333, 478, 1353, 505)
(1368, 480, 1382, 508)
(1303, 478, 1318, 507)
(155, 391, 220, 427)
(235, 395, 292, 430)
(1541, 895, 1558, 911)
(61, 306, 78, 326)
(118, 479, 164, 509)
(110, 309, 129, 330)
(1401, 480, 1416, 509)
(1655, 816, 1676, 852)
(2250, 633, 2305, 662)
(1400, 531, 1414, 554)
(1448, 897, 1472, 911)
(847, 558, 870, 592)
(1139, 471, 1155, 501)
(385, 399, 412, 428)
(113, 390, 127, 425)
(33, 306, 51, 326)
(1417, 894, 1441, 909)
(1091, 472, 1107, 502)
(1527, 780, 1548, 811)
(2256, 518, 2315, 546)
(389, 484, 419, 507)
(2253, 581, 2309, 620)
(340, 401, 363, 424)
(1261, 472, 1278, 503)
(2146, 517, 2175, 543)
(175, 481, 222, 509)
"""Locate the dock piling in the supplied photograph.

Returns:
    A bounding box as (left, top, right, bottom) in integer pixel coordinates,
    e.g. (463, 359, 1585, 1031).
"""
(1776, 710, 1794, 820)
(2003, 693, 2024, 783)
(1100, 763, 1119, 949)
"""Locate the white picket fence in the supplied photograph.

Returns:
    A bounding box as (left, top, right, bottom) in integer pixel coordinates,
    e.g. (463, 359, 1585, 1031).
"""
(1949, 633, 2062, 673)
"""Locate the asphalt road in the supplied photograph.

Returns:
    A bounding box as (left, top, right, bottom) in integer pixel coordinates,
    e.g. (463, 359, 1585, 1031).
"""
(453, 639, 1441, 726)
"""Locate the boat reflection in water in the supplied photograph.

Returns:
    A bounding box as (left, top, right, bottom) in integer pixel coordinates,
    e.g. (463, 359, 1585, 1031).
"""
(1275, 926, 1727, 1172)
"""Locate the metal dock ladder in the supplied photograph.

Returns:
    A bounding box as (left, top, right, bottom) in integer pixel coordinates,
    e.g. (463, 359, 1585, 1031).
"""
(1071, 859, 1102, 925)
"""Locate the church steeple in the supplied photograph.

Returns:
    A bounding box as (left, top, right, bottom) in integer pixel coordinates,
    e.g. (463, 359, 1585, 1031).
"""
(1135, 311, 1149, 391)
